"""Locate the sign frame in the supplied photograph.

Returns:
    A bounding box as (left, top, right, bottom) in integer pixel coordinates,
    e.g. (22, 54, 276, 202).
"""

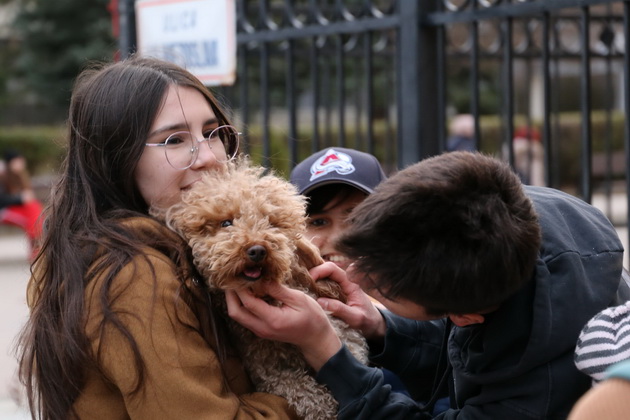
(135, 0, 236, 86)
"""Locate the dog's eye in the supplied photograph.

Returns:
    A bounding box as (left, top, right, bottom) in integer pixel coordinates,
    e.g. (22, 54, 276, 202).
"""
(220, 220, 233, 228)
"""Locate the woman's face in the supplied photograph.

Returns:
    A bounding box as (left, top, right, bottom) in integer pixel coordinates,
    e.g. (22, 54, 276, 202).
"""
(135, 85, 225, 208)
(306, 188, 367, 270)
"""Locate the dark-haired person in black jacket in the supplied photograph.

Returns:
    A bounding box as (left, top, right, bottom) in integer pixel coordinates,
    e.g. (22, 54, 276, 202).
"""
(227, 151, 629, 419)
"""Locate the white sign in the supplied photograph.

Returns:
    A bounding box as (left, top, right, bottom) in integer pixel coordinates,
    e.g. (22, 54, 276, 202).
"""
(135, 0, 236, 86)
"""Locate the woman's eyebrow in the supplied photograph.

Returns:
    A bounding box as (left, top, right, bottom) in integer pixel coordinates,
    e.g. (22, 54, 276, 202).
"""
(148, 117, 219, 138)
(147, 123, 188, 139)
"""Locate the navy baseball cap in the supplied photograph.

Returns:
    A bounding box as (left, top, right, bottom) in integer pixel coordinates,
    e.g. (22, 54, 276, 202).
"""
(290, 147, 386, 195)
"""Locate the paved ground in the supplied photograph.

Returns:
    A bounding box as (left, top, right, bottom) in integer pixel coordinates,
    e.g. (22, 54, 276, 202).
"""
(0, 231, 32, 419)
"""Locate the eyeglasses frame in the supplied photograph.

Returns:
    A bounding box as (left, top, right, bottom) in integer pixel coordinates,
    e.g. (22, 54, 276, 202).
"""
(145, 124, 240, 170)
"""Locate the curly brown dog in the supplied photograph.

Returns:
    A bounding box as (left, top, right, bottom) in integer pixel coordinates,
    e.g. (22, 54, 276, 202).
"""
(155, 158, 368, 420)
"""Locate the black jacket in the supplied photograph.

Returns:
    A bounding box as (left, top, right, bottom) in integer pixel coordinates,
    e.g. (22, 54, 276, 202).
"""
(316, 186, 628, 419)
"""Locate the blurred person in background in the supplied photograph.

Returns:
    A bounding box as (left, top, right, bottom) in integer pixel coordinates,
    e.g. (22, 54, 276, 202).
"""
(0, 150, 43, 260)
(446, 114, 476, 152)
(510, 126, 545, 186)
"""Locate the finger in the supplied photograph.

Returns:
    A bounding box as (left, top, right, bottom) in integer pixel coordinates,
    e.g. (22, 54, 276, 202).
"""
(317, 297, 363, 327)
(259, 281, 313, 310)
(310, 263, 359, 294)
(317, 297, 349, 315)
(226, 290, 275, 336)
(224, 289, 242, 308)
(225, 290, 254, 320)
(309, 262, 343, 282)
(233, 287, 276, 316)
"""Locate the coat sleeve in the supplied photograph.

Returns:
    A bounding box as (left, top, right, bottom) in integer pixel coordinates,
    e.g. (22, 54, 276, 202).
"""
(316, 346, 433, 419)
(370, 311, 446, 400)
(83, 252, 297, 420)
(314, 311, 446, 419)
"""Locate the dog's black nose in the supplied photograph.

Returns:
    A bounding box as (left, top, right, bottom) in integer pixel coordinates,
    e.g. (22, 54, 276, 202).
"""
(247, 245, 267, 262)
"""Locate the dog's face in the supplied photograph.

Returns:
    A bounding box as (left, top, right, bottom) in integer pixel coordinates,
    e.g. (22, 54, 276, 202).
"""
(163, 162, 309, 296)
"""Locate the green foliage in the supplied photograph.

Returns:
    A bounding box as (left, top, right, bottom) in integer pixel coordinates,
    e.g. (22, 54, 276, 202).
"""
(447, 61, 502, 115)
(0, 125, 66, 175)
(12, 0, 115, 107)
(0, 42, 18, 106)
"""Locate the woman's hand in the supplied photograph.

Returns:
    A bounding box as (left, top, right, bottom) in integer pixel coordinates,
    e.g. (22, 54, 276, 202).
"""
(225, 281, 342, 371)
(310, 262, 387, 341)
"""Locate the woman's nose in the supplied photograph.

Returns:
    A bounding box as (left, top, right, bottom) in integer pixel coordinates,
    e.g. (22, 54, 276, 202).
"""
(191, 139, 219, 169)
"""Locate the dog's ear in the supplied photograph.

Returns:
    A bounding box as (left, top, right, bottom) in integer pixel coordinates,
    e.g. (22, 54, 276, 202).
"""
(296, 236, 324, 269)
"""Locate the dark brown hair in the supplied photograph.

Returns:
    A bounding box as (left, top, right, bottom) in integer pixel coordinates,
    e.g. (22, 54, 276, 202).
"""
(338, 151, 541, 315)
(306, 184, 365, 215)
(17, 56, 233, 419)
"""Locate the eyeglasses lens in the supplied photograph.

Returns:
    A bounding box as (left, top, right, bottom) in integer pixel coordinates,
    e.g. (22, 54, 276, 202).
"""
(163, 126, 240, 169)
(217, 126, 239, 160)
(164, 132, 196, 170)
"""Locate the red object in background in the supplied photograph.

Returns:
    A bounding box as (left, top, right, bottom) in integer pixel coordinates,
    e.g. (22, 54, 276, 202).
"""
(0, 200, 44, 261)
(107, 0, 120, 38)
(514, 126, 541, 142)
(107, 0, 122, 61)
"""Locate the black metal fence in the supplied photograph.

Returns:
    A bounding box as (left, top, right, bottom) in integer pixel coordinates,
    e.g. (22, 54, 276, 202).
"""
(121, 0, 630, 259)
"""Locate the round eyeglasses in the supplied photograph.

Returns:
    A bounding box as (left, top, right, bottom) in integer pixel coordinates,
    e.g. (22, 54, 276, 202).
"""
(145, 125, 240, 170)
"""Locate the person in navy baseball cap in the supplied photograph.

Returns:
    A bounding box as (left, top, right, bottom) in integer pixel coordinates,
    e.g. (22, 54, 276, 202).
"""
(290, 147, 386, 196)
(290, 147, 387, 270)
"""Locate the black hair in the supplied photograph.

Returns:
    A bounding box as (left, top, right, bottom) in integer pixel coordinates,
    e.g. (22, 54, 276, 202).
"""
(306, 184, 365, 215)
(338, 151, 541, 315)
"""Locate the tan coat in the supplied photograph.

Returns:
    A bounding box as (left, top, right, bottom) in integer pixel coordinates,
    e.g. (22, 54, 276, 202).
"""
(71, 219, 297, 419)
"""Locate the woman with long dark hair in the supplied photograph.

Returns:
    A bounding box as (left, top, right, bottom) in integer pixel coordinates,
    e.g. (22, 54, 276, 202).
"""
(17, 56, 296, 419)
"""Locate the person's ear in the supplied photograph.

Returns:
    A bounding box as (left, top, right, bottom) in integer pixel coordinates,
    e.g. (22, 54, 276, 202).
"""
(449, 313, 485, 327)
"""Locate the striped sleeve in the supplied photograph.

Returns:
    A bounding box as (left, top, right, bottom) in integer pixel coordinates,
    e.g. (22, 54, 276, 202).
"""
(574, 301, 630, 382)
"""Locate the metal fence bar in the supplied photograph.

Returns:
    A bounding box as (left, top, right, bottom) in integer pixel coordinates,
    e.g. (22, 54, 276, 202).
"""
(336, 34, 346, 147)
(416, 1, 440, 160)
(365, 31, 374, 154)
(286, 38, 298, 165)
(397, 0, 421, 165)
(543, 11, 553, 186)
(118, 0, 136, 58)
(437, 20, 447, 152)
(309, 36, 320, 154)
(237, 16, 400, 43)
(502, 5, 515, 167)
(470, 5, 481, 150)
(425, 0, 622, 25)
(260, 40, 271, 167)
(580, 6, 593, 202)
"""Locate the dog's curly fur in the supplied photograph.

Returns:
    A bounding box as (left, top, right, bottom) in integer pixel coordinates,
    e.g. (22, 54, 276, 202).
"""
(154, 158, 368, 420)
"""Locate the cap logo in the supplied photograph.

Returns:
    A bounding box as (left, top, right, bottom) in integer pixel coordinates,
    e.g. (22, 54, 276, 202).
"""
(309, 149, 355, 181)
